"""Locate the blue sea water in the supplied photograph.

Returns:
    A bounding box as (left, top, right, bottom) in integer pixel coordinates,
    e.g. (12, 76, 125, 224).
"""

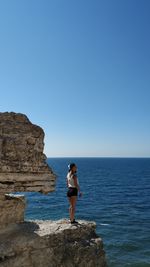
(25, 158, 150, 267)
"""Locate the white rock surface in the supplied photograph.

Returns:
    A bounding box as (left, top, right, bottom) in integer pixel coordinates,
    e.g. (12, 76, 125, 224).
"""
(0, 219, 107, 267)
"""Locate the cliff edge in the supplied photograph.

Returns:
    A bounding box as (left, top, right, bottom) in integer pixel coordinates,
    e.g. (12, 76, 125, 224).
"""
(0, 219, 107, 267)
(0, 112, 107, 267)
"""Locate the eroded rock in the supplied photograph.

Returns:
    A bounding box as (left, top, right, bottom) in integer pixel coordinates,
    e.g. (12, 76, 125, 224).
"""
(0, 219, 107, 267)
(0, 112, 56, 194)
(0, 112, 107, 267)
(0, 194, 25, 228)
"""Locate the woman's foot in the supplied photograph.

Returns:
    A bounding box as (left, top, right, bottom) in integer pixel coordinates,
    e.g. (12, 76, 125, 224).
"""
(70, 219, 78, 224)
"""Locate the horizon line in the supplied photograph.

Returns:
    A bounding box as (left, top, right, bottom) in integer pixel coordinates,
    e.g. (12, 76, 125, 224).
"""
(47, 156, 150, 159)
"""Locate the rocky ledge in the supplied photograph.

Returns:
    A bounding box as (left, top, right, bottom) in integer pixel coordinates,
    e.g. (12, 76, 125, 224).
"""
(0, 219, 107, 267)
(0, 112, 107, 267)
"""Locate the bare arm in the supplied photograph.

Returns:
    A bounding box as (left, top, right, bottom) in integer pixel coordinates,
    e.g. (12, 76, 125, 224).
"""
(66, 178, 69, 188)
(73, 175, 83, 197)
(73, 175, 81, 194)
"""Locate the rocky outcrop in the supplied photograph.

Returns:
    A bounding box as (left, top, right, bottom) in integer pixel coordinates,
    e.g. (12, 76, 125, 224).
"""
(0, 219, 107, 267)
(0, 112, 56, 227)
(0, 194, 25, 228)
(0, 112, 107, 267)
(0, 112, 56, 193)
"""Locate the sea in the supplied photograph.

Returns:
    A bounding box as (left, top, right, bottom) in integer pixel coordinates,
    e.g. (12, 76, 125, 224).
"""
(24, 158, 150, 267)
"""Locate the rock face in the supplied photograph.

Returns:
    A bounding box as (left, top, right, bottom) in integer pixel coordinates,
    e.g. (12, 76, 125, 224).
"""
(0, 194, 25, 228)
(0, 219, 107, 267)
(0, 112, 56, 193)
(0, 112, 107, 267)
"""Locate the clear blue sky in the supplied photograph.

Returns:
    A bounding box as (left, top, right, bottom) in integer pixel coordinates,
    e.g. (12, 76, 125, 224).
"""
(0, 0, 150, 157)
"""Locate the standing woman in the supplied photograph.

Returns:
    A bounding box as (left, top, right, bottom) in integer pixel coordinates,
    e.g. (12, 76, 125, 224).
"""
(67, 163, 82, 224)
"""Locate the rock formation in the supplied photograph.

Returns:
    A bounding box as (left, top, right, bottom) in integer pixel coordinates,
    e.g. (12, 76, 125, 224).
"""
(0, 112, 55, 194)
(0, 219, 107, 267)
(0, 112, 107, 267)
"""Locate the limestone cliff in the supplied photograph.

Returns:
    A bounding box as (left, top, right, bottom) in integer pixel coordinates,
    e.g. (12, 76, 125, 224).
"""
(0, 112, 56, 193)
(0, 112, 107, 267)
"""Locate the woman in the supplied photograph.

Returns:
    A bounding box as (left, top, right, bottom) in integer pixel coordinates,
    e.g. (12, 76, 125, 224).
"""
(66, 163, 82, 224)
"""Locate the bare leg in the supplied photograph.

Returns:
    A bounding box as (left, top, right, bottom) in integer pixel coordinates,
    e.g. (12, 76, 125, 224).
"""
(68, 196, 77, 222)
